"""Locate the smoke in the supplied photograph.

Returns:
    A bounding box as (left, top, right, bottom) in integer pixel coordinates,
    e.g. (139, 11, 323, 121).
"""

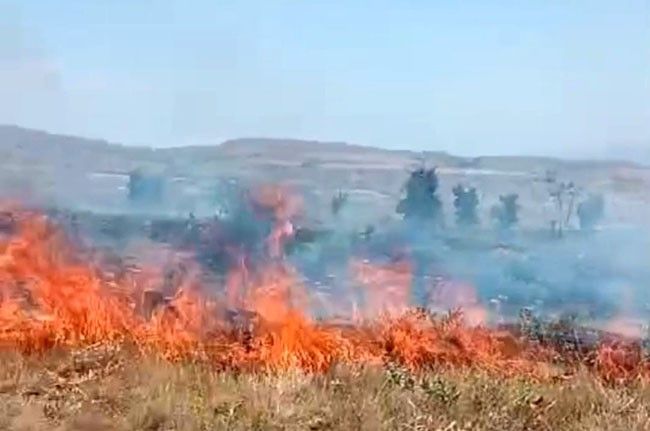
(287, 212, 650, 328)
(43, 178, 650, 336)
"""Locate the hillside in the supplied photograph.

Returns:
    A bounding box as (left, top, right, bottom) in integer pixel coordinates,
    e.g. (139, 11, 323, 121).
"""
(0, 125, 648, 227)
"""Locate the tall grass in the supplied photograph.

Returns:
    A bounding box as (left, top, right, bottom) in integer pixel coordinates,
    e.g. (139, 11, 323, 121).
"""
(1, 350, 650, 430)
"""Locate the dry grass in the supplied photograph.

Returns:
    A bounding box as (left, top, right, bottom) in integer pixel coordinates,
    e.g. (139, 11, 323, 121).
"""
(0, 348, 649, 431)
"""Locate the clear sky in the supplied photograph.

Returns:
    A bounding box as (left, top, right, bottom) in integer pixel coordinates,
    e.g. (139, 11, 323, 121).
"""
(1, 1, 648, 159)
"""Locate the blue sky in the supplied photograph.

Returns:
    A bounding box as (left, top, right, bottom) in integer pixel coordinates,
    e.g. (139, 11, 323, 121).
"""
(1, 1, 648, 158)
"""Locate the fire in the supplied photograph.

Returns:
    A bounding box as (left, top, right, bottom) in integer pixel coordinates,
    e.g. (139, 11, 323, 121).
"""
(0, 202, 647, 383)
(595, 342, 649, 384)
(352, 258, 412, 319)
(381, 309, 507, 372)
(429, 278, 487, 327)
(251, 184, 301, 258)
(251, 313, 345, 373)
(604, 316, 644, 339)
(0, 213, 136, 352)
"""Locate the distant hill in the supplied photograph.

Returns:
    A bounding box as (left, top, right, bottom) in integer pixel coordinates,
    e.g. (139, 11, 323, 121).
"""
(0, 125, 648, 226)
(605, 144, 650, 166)
(0, 125, 642, 172)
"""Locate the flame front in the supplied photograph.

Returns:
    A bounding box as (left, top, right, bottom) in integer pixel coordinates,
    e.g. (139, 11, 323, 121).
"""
(0, 206, 647, 383)
(0, 213, 137, 351)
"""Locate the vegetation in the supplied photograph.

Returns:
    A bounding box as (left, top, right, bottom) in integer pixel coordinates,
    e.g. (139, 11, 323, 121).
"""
(547, 181, 578, 237)
(452, 184, 480, 227)
(396, 167, 443, 224)
(391, 166, 611, 235)
(491, 193, 520, 230)
(127, 169, 164, 205)
(331, 190, 349, 216)
(2, 350, 650, 431)
(577, 194, 605, 230)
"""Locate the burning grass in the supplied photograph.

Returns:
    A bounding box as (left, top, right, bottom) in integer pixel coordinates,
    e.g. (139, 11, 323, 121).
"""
(1, 206, 650, 428)
(0, 209, 649, 378)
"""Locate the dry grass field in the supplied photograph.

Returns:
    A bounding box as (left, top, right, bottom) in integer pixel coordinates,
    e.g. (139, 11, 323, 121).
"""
(1, 347, 650, 431)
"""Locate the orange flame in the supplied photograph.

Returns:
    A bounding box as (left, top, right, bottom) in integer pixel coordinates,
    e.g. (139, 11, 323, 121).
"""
(0, 213, 136, 352)
(352, 258, 412, 319)
(429, 278, 487, 327)
(251, 185, 301, 258)
(0, 205, 647, 383)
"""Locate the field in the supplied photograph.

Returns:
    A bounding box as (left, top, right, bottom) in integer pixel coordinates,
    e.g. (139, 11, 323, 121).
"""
(1, 127, 650, 430)
(2, 348, 650, 431)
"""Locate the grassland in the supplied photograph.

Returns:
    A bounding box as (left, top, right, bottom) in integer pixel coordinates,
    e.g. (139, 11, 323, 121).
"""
(1, 347, 649, 431)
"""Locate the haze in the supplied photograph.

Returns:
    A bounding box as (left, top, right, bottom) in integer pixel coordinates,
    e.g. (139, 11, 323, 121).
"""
(1, 1, 649, 160)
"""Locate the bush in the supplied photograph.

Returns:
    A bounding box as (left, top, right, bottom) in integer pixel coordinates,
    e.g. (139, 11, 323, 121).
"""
(491, 193, 520, 230)
(577, 194, 605, 230)
(331, 190, 349, 216)
(128, 169, 164, 205)
(396, 168, 443, 224)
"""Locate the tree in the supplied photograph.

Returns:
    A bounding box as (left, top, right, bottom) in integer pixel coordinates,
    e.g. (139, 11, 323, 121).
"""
(396, 167, 443, 224)
(491, 193, 520, 230)
(548, 181, 578, 237)
(128, 169, 163, 205)
(452, 184, 479, 227)
(577, 194, 604, 230)
(331, 190, 349, 216)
